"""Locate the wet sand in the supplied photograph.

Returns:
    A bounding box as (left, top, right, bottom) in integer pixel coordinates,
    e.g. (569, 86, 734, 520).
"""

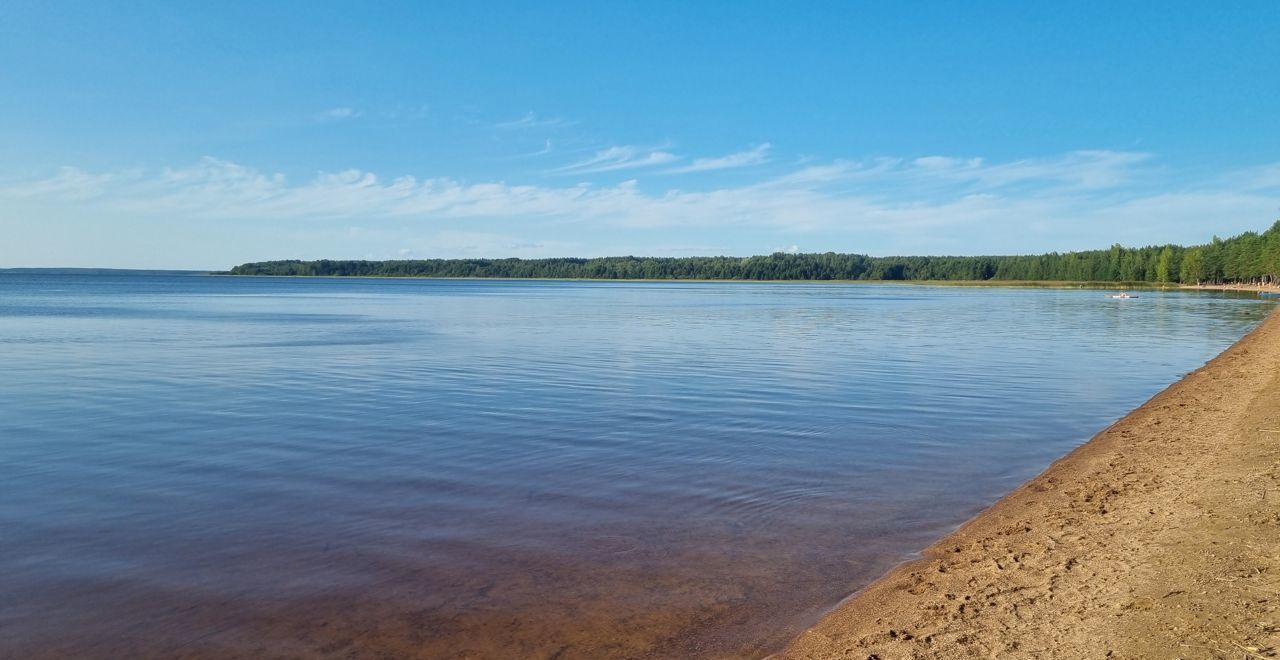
(782, 307, 1280, 659)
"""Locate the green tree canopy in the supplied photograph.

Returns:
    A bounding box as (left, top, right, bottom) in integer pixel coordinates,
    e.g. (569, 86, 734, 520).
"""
(228, 221, 1280, 284)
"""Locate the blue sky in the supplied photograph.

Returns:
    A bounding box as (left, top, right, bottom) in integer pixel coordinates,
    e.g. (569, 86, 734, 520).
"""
(2, 2, 1278, 268)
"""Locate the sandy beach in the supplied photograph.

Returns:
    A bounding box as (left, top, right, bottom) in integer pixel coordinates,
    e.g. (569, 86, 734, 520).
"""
(1184, 283, 1280, 295)
(782, 307, 1280, 659)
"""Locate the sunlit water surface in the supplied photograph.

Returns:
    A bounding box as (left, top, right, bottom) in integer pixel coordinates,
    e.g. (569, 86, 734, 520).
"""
(0, 273, 1272, 658)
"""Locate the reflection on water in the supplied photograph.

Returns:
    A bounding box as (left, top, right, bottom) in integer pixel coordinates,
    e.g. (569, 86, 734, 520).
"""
(0, 273, 1271, 658)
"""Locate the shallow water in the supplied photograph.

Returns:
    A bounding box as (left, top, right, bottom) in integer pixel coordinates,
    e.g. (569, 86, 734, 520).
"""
(0, 273, 1271, 658)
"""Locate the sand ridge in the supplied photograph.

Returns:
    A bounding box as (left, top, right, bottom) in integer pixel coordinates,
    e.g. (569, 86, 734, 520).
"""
(781, 308, 1280, 659)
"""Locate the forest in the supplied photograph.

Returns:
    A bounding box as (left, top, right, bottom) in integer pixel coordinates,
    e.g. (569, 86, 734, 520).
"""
(227, 221, 1280, 284)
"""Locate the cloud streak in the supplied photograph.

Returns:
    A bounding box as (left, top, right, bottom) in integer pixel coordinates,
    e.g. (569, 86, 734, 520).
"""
(663, 143, 772, 174)
(494, 112, 574, 130)
(315, 107, 362, 121)
(552, 145, 680, 174)
(3, 150, 1277, 261)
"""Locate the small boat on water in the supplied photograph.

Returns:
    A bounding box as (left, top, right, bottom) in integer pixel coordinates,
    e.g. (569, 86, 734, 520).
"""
(1108, 292, 1139, 299)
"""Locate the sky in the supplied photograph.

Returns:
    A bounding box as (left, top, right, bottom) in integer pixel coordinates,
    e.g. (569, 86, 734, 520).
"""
(1, 1, 1279, 269)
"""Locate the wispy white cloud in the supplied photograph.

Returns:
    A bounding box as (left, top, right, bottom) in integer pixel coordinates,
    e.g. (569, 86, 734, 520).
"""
(960, 150, 1152, 189)
(494, 111, 574, 130)
(763, 159, 878, 187)
(499, 139, 554, 160)
(553, 145, 680, 174)
(420, 230, 579, 256)
(912, 156, 981, 170)
(663, 143, 772, 174)
(1222, 162, 1280, 191)
(761, 150, 1152, 194)
(652, 244, 733, 254)
(275, 226, 581, 260)
(1, 166, 122, 200)
(316, 107, 362, 121)
(378, 104, 430, 121)
(4, 151, 1277, 262)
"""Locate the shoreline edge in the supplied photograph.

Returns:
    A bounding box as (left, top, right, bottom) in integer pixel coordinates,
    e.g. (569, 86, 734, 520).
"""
(779, 306, 1280, 659)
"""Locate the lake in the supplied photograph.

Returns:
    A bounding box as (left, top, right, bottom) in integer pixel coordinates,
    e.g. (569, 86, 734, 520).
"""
(0, 272, 1271, 658)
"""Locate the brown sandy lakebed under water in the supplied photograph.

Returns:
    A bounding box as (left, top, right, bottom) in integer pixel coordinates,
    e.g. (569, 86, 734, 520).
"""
(783, 306, 1280, 659)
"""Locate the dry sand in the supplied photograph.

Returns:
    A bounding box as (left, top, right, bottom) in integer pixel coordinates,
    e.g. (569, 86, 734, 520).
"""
(781, 308, 1280, 660)
(1183, 283, 1280, 295)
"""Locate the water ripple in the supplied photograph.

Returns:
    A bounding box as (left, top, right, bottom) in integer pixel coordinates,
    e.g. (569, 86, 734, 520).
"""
(0, 272, 1271, 658)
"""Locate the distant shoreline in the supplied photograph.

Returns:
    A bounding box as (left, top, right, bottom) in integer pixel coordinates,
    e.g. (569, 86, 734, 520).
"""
(213, 273, 1160, 287)
(781, 307, 1280, 658)
(1183, 282, 1280, 294)
(215, 272, 1280, 292)
(0, 267, 210, 275)
(17, 268, 1277, 292)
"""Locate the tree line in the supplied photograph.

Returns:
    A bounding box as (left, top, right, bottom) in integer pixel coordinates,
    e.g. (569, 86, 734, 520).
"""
(227, 221, 1280, 284)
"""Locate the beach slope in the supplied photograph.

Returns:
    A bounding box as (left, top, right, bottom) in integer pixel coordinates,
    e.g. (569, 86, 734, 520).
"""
(783, 309, 1280, 659)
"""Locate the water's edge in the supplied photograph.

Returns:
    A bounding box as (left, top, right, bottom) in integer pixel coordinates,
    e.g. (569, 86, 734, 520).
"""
(777, 306, 1280, 657)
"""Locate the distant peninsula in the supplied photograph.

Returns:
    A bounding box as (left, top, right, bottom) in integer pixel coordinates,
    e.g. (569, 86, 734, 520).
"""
(226, 222, 1280, 285)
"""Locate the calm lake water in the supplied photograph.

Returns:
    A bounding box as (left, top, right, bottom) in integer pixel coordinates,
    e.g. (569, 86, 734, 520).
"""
(0, 272, 1272, 658)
